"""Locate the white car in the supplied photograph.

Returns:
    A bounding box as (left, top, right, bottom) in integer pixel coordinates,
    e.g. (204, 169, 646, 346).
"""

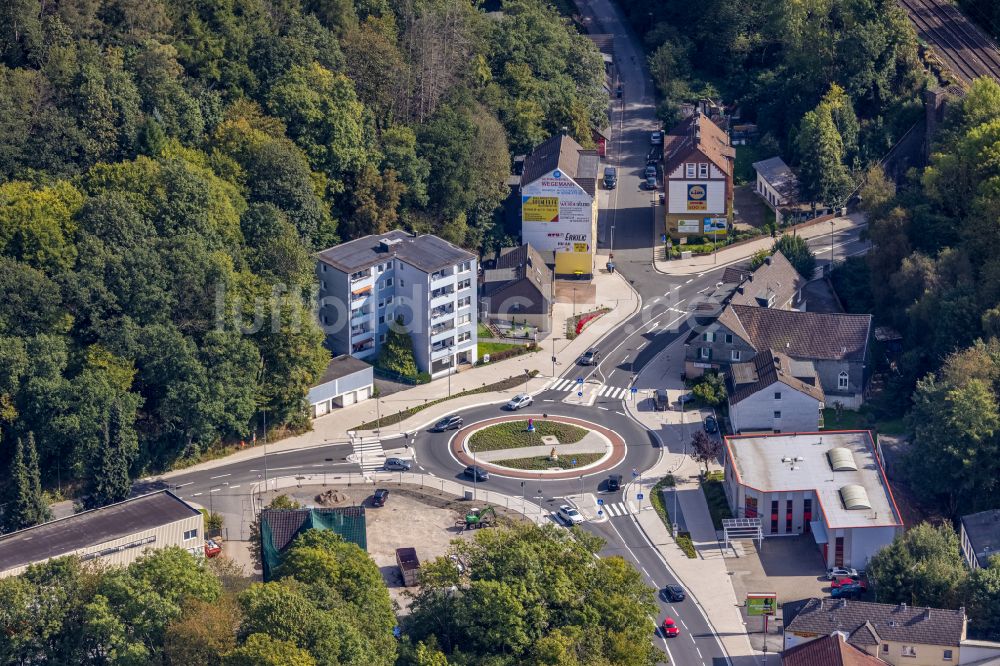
(506, 393, 533, 410)
(826, 567, 859, 580)
(557, 505, 584, 525)
(650, 130, 664, 145)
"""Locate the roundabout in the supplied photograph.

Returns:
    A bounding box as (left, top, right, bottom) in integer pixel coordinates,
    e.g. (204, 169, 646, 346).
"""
(449, 414, 627, 479)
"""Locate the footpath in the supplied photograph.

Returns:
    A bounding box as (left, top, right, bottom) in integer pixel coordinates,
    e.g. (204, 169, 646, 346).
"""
(156, 253, 640, 479)
(654, 212, 866, 276)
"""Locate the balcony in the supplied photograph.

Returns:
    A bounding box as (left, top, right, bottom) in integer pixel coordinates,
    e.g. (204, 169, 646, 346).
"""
(430, 268, 453, 281)
(351, 325, 373, 338)
(350, 269, 372, 283)
(431, 321, 455, 336)
(350, 309, 370, 324)
(431, 305, 455, 320)
(352, 340, 375, 354)
(431, 340, 455, 359)
(351, 286, 372, 303)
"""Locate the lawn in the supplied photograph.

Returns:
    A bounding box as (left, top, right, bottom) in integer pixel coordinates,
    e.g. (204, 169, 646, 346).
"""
(822, 407, 907, 436)
(477, 323, 492, 339)
(492, 452, 603, 470)
(701, 470, 733, 530)
(468, 420, 589, 452)
(477, 340, 520, 357)
(649, 474, 696, 558)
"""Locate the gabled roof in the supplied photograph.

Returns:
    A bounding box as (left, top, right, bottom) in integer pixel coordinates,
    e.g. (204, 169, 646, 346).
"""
(482, 244, 552, 315)
(728, 252, 806, 309)
(521, 134, 599, 196)
(786, 598, 966, 648)
(753, 156, 800, 201)
(782, 632, 888, 666)
(722, 305, 872, 362)
(961, 509, 1000, 568)
(728, 349, 825, 406)
(316, 229, 474, 274)
(664, 112, 734, 175)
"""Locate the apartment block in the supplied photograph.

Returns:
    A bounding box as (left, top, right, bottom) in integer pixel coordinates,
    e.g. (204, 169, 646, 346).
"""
(316, 230, 478, 378)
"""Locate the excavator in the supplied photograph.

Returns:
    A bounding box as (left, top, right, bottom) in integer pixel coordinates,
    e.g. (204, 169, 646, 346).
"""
(458, 506, 497, 530)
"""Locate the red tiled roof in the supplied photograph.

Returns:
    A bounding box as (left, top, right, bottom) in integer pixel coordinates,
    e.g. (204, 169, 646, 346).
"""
(782, 633, 888, 666)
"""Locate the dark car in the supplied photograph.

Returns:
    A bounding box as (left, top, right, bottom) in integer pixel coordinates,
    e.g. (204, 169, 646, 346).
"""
(603, 166, 618, 189)
(384, 457, 412, 471)
(661, 584, 686, 602)
(654, 389, 669, 411)
(464, 465, 489, 482)
(644, 174, 657, 190)
(831, 582, 864, 599)
(431, 415, 463, 432)
(372, 488, 390, 507)
(607, 474, 623, 492)
(644, 165, 657, 179)
(615, 84, 623, 98)
(704, 416, 718, 433)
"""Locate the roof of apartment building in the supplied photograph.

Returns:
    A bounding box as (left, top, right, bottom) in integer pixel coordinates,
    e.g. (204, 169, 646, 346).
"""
(729, 349, 825, 406)
(724, 431, 901, 530)
(521, 134, 599, 196)
(782, 632, 888, 666)
(664, 112, 735, 175)
(725, 252, 806, 309)
(482, 244, 553, 315)
(0, 491, 199, 574)
(753, 156, 801, 202)
(316, 229, 475, 274)
(961, 509, 1000, 568)
(718, 305, 871, 362)
(786, 598, 966, 649)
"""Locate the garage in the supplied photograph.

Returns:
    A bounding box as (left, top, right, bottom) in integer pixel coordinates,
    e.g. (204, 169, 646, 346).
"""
(307, 356, 374, 418)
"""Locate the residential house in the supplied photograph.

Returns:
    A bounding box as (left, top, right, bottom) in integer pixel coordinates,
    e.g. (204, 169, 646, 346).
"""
(480, 244, 554, 332)
(728, 349, 825, 433)
(520, 134, 600, 279)
(960, 509, 1000, 570)
(753, 156, 800, 211)
(686, 305, 872, 408)
(784, 598, 966, 666)
(782, 632, 889, 666)
(307, 356, 374, 418)
(663, 112, 735, 240)
(721, 251, 807, 310)
(316, 230, 478, 378)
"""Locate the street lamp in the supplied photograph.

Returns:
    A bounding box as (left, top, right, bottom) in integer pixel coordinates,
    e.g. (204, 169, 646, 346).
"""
(830, 218, 836, 270)
(551, 337, 561, 377)
(524, 368, 531, 394)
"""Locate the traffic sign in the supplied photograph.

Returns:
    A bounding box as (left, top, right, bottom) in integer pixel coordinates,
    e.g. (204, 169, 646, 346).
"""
(571, 459, 577, 466)
(598, 510, 604, 516)
(597, 498, 604, 505)
(632, 468, 639, 477)
(637, 493, 644, 500)
(661, 234, 667, 243)
(576, 377, 583, 384)
(631, 387, 637, 393)
(577, 391, 583, 397)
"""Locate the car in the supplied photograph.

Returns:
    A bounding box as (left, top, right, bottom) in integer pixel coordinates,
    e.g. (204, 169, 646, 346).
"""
(615, 84, 623, 98)
(644, 175, 657, 190)
(704, 416, 718, 433)
(654, 389, 669, 411)
(431, 415, 463, 432)
(661, 617, 680, 637)
(826, 567, 859, 581)
(661, 584, 686, 602)
(677, 392, 695, 405)
(644, 165, 657, 179)
(831, 582, 864, 599)
(384, 458, 412, 471)
(578, 348, 600, 365)
(372, 488, 390, 507)
(651, 130, 664, 145)
(832, 577, 867, 591)
(506, 393, 533, 410)
(603, 166, 618, 189)
(606, 474, 623, 492)
(464, 465, 489, 482)
(557, 505, 584, 525)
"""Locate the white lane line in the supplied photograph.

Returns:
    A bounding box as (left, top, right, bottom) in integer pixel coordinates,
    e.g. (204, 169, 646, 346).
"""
(652, 297, 660, 303)
(209, 473, 230, 480)
(616, 410, 626, 415)
(641, 567, 650, 576)
(697, 647, 703, 659)
(210, 488, 220, 493)
(674, 298, 686, 306)
(175, 482, 193, 487)
(643, 304, 651, 309)
(543, 399, 555, 402)
(270, 465, 303, 471)
(686, 278, 694, 283)
(312, 464, 324, 467)
(598, 406, 609, 411)
(678, 617, 689, 629)
(192, 492, 203, 497)
(230, 485, 241, 489)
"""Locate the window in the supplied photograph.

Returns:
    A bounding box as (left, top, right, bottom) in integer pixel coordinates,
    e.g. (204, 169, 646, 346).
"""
(458, 314, 471, 325)
(725, 333, 733, 344)
(458, 331, 471, 343)
(399, 279, 405, 287)
(321, 264, 327, 272)
(459, 260, 472, 272)
(770, 500, 779, 533)
(380, 334, 386, 343)
(183, 529, 197, 540)
(685, 163, 696, 178)
(731, 350, 741, 361)
(458, 296, 471, 308)
(703, 331, 715, 342)
(882, 644, 889, 654)
(698, 163, 709, 178)
(944, 649, 953, 661)
(458, 278, 471, 290)
(744, 496, 758, 518)
(804, 499, 812, 533)
(901, 646, 916, 657)
(774, 392, 782, 400)
(785, 499, 793, 532)
(773, 411, 781, 419)
(384, 277, 393, 288)
(379, 315, 385, 324)
(838, 371, 849, 390)
(377, 263, 384, 273)
(700, 347, 711, 360)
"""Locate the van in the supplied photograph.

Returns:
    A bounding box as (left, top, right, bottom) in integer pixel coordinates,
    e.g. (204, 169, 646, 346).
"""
(603, 167, 617, 189)
(654, 389, 669, 411)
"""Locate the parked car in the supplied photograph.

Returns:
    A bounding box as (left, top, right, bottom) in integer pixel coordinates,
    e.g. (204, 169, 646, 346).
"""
(431, 415, 463, 432)
(616, 84, 623, 98)
(826, 567, 859, 581)
(506, 393, 533, 410)
(384, 458, 412, 471)
(464, 465, 489, 482)
(604, 166, 618, 189)
(831, 583, 864, 599)
(654, 389, 669, 411)
(607, 474, 623, 492)
(557, 505, 584, 525)
(578, 348, 601, 365)
(661, 617, 680, 637)
(704, 416, 718, 433)
(661, 584, 686, 602)
(372, 488, 390, 507)
(651, 130, 664, 145)
(645, 174, 657, 190)
(832, 577, 867, 591)
(644, 165, 657, 179)
(677, 392, 695, 405)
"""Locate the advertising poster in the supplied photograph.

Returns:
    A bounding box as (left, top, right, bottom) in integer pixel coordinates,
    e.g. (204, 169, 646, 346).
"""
(522, 196, 559, 222)
(687, 183, 708, 211)
(558, 198, 592, 226)
(703, 217, 728, 234)
(747, 594, 777, 616)
(677, 219, 700, 233)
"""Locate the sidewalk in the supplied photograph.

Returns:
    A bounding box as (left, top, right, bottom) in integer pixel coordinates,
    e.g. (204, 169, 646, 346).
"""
(654, 212, 866, 276)
(154, 254, 640, 480)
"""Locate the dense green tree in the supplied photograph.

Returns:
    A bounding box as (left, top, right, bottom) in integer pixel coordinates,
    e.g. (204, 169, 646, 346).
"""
(376, 316, 420, 379)
(772, 236, 816, 279)
(796, 102, 854, 207)
(225, 633, 318, 666)
(868, 523, 969, 609)
(86, 400, 139, 508)
(3, 433, 50, 532)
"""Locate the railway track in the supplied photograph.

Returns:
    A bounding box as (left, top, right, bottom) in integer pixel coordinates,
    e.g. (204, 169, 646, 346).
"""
(898, 0, 1000, 86)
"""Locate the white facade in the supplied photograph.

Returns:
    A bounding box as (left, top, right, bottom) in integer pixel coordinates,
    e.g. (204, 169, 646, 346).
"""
(729, 381, 823, 433)
(521, 169, 595, 276)
(666, 179, 727, 215)
(756, 171, 788, 210)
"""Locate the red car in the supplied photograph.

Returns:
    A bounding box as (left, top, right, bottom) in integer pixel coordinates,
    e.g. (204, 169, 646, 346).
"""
(832, 576, 866, 591)
(662, 617, 680, 637)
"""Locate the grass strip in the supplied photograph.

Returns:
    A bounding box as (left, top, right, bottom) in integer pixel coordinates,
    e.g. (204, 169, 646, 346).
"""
(491, 452, 603, 470)
(468, 420, 588, 452)
(649, 475, 696, 559)
(702, 470, 733, 530)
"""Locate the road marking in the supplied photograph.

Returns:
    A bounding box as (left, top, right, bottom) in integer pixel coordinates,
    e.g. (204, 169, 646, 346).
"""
(643, 304, 651, 309)
(641, 567, 650, 576)
(312, 464, 324, 467)
(674, 298, 686, 306)
(543, 399, 555, 402)
(696, 647, 703, 659)
(210, 488, 220, 493)
(209, 473, 230, 479)
(230, 485, 240, 489)
(419, 466, 426, 471)
(652, 297, 660, 303)
(192, 492, 203, 497)
(270, 465, 303, 471)
(616, 410, 625, 415)
(598, 406, 609, 411)
(175, 482, 193, 487)
(686, 278, 693, 283)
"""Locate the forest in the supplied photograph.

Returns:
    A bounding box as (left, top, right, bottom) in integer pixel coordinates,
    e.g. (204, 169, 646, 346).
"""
(0, 0, 606, 526)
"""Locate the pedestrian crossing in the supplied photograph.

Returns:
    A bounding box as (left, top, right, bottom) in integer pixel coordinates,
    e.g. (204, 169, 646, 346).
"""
(351, 437, 386, 472)
(547, 378, 633, 400)
(598, 501, 635, 517)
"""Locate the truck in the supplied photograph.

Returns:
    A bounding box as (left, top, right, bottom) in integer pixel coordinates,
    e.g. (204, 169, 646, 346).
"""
(396, 547, 420, 587)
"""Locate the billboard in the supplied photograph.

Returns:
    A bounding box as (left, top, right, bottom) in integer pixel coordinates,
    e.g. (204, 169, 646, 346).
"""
(747, 593, 776, 616)
(687, 183, 708, 211)
(523, 196, 559, 222)
(704, 217, 727, 235)
(677, 219, 700, 233)
(559, 198, 592, 225)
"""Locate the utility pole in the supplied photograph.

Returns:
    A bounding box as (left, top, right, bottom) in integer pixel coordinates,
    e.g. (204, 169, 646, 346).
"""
(524, 369, 530, 394)
(551, 337, 560, 377)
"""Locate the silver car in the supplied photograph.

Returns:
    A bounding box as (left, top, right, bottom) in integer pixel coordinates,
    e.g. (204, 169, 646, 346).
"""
(506, 393, 533, 410)
(384, 458, 412, 471)
(557, 505, 584, 525)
